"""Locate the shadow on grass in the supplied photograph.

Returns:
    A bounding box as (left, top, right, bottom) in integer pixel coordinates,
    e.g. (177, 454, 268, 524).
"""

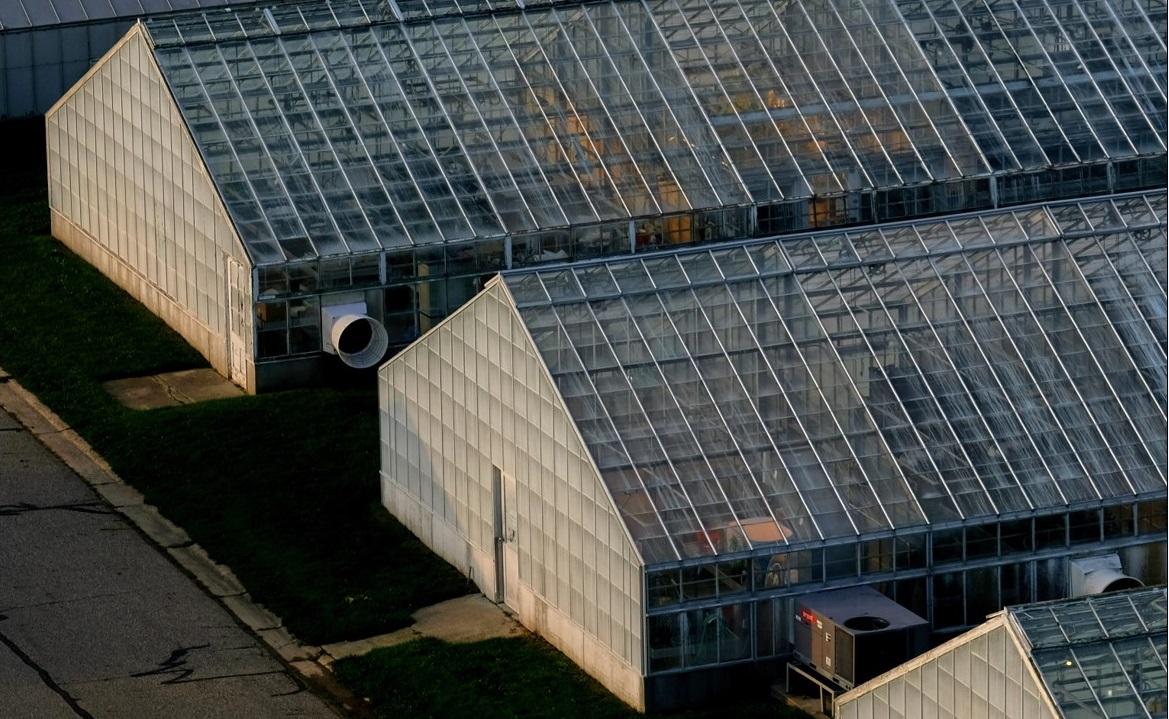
(335, 636, 811, 719)
(0, 119, 471, 645)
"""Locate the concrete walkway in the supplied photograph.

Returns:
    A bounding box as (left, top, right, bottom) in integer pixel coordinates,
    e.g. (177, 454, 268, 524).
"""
(0, 405, 339, 719)
(319, 594, 523, 665)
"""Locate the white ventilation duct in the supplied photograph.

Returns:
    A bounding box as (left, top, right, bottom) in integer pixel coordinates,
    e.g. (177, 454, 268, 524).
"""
(321, 301, 389, 369)
(1069, 553, 1144, 597)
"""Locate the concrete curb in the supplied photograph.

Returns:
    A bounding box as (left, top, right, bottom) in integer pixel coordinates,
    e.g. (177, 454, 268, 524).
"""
(0, 371, 330, 685)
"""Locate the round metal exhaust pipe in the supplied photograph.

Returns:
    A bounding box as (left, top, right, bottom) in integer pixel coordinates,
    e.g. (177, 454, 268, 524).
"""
(329, 313, 389, 369)
(322, 301, 389, 369)
(1069, 554, 1144, 597)
(1079, 568, 1144, 595)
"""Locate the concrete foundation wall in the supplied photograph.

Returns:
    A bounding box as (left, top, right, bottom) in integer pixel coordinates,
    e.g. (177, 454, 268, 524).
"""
(253, 355, 329, 394)
(45, 26, 255, 392)
(645, 658, 786, 712)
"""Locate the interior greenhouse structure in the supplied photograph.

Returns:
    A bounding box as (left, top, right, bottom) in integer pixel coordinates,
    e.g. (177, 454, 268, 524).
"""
(379, 192, 1169, 709)
(46, 0, 1167, 390)
(836, 587, 1168, 719)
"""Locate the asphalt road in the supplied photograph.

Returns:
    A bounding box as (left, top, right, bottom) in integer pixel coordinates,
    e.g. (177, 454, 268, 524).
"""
(0, 408, 339, 718)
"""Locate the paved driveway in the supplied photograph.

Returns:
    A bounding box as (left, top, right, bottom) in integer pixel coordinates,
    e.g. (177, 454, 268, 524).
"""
(0, 408, 338, 718)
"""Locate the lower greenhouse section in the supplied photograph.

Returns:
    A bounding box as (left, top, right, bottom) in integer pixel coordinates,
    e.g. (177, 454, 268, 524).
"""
(641, 500, 1167, 700)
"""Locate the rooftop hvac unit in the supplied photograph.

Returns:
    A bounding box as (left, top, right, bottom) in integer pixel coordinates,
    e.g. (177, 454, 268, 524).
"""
(321, 300, 389, 369)
(1069, 553, 1143, 597)
(793, 586, 929, 690)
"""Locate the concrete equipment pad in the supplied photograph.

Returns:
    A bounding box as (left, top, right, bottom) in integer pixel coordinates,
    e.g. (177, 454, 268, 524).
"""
(103, 369, 242, 409)
(320, 594, 522, 663)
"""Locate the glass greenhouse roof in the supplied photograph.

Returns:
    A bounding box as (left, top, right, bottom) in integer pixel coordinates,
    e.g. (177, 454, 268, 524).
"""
(502, 192, 1168, 563)
(143, 0, 1168, 265)
(1010, 587, 1168, 719)
(0, 0, 265, 32)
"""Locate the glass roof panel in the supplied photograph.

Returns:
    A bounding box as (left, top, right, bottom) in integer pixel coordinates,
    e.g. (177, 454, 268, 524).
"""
(141, 0, 1167, 265)
(641, 256, 688, 290)
(575, 264, 619, 298)
(1011, 587, 1168, 719)
(540, 270, 584, 302)
(505, 194, 1167, 559)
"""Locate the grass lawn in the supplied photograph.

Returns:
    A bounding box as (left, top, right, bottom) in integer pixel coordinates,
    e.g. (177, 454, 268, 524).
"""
(0, 118, 471, 645)
(334, 636, 810, 719)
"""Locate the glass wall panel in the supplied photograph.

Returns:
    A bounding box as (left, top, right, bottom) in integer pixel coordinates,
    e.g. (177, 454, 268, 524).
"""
(1138, 500, 1167, 535)
(825, 544, 858, 580)
(755, 598, 781, 658)
(684, 608, 720, 667)
(933, 571, 964, 629)
(932, 528, 963, 565)
(896, 576, 928, 621)
(757, 549, 823, 589)
(682, 565, 717, 601)
(861, 538, 894, 574)
(648, 569, 681, 608)
(718, 559, 750, 597)
(1069, 509, 1102, 544)
(1103, 504, 1135, 539)
(648, 613, 683, 672)
(1000, 519, 1033, 555)
(1036, 557, 1068, 601)
(895, 534, 927, 571)
(965, 566, 999, 624)
(1000, 562, 1032, 608)
(1036, 514, 1068, 550)
(719, 603, 751, 662)
(965, 523, 998, 560)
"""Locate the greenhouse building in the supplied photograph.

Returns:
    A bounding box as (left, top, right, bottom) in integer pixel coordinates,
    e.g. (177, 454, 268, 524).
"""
(0, 0, 273, 119)
(46, 0, 1167, 391)
(835, 586, 1168, 719)
(378, 192, 1168, 709)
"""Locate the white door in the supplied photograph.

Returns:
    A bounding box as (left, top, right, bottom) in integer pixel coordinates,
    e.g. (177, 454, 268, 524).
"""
(501, 471, 519, 610)
(226, 257, 248, 387)
(493, 468, 520, 609)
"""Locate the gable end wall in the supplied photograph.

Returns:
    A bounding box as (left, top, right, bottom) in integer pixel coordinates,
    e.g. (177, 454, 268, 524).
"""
(836, 621, 1057, 719)
(45, 25, 255, 390)
(379, 282, 645, 709)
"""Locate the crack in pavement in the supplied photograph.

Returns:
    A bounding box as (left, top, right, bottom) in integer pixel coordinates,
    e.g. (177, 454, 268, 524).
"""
(129, 644, 298, 689)
(129, 644, 211, 685)
(0, 614, 95, 719)
(0, 502, 113, 517)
